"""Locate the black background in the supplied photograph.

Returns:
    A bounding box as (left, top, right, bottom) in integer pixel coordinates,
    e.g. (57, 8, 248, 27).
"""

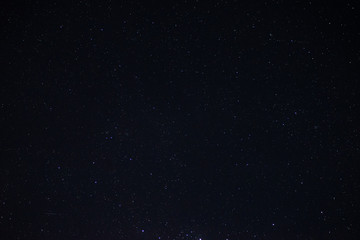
(1, 1, 359, 239)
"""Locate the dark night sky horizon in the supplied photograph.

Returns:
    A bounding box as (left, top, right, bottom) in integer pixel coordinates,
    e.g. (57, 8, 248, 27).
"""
(1, 1, 359, 239)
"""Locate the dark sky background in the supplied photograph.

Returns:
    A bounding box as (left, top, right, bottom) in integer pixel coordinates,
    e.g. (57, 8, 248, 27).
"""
(1, 1, 359, 239)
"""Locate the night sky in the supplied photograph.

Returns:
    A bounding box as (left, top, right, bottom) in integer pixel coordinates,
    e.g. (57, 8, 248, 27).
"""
(1, 1, 360, 239)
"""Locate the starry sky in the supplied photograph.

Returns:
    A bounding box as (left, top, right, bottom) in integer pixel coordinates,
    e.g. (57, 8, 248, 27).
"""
(1, 1, 359, 239)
